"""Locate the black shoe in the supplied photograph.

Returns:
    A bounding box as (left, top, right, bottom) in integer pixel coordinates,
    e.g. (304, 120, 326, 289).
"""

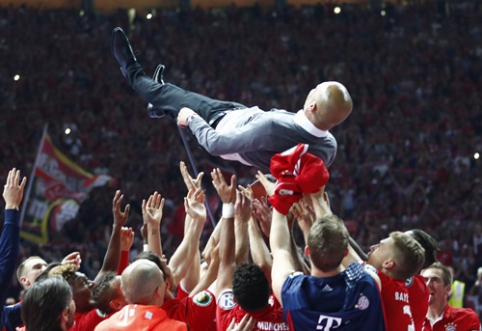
(147, 64, 167, 118)
(111, 27, 137, 76)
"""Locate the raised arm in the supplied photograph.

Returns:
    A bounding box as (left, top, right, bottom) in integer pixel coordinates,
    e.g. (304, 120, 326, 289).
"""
(235, 185, 253, 264)
(94, 190, 129, 283)
(179, 161, 204, 293)
(168, 188, 206, 289)
(256, 171, 295, 306)
(211, 168, 237, 298)
(248, 216, 272, 283)
(142, 192, 164, 257)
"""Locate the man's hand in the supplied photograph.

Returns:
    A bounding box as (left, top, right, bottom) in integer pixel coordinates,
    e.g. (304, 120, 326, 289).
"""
(255, 171, 275, 197)
(180, 161, 204, 192)
(238, 184, 254, 202)
(211, 168, 236, 203)
(142, 192, 165, 226)
(307, 186, 332, 218)
(252, 197, 272, 237)
(227, 315, 256, 331)
(235, 190, 252, 223)
(184, 188, 206, 220)
(61, 252, 82, 270)
(121, 227, 135, 251)
(291, 199, 315, 236)
(177, 107, 198, 128)
(112, 190, 130, 228)
(3, 168, 27, 210)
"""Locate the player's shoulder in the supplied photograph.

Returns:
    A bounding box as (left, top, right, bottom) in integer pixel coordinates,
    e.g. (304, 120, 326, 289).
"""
(448, 305, 480, 320)
(190, 290, 215, 309)
(217, 289, 237, 311)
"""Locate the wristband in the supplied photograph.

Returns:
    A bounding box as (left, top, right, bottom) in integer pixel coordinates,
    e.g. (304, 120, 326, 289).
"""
(222, 203, 234, 218)
(143, 244, 149, 252)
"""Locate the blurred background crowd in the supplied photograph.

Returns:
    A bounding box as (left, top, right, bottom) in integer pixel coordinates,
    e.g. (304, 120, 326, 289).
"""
(1, 0, 482, 305)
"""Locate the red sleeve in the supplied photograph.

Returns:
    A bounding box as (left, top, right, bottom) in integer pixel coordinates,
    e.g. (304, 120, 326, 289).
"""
(185, 290, 216, 331)
(118, 251, 129, 275)
(71, 310, 107, 331)
(177, 282, 189, 300)
(216, 290, 238, 331)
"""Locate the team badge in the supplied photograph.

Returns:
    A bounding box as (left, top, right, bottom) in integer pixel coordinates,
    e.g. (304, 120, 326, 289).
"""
(193, 291, 213, 307)
(405, 277, 414, 288)
(444, 323, 457, 331)
(356, 295, 370, 310)
(218, 291, 237, 310)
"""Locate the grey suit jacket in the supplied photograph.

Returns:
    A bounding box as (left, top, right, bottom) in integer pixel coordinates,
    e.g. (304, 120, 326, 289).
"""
(188, 109, 337, 173)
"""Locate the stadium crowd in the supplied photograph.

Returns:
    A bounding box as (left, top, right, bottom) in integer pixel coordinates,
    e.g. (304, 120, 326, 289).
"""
(1, 0, 482, 329)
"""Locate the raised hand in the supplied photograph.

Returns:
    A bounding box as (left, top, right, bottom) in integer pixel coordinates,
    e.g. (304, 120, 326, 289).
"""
(180, 161, 204, 191)
(255, 171, 275, 198)
(252, 197, 272, 237)
(184, 188, 206, 220)
(235, 190, 252, 223)
(61, 252, 82, 270)
(307, 186, 332, 218)
(120, 227, 135, 251)
(112, 190, 130, 228)
(211, 168, 236, 204)
(291, 199, 315, 237)
(238, 184, 254, 202)
(3, 168, 27, 210)
(142, 191, 165, 226)
(227, 315, 256, 331)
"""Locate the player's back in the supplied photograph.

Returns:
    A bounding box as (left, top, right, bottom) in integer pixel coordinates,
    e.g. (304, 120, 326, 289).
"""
(282, 263, 386, 331)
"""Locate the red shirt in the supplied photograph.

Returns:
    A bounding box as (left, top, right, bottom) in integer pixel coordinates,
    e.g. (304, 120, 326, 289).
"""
(70, 309, 107, 331)
(368, 266, 415, 331)
(216, 289, 288, 331)
(407, 274, 430, 331)
(162, 290, 216, 331)
(422, 305, 481, 331)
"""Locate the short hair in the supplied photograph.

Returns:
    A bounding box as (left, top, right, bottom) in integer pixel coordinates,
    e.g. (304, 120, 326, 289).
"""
(408, 229, 439, 269)
(232, 263, 270, 312)
(121, 260, 164, 305)
(425, 262, 453, 287)
(16, 256, 43, 282)
(21, 276, 73, 331)
(132, 251, 166, 281)
(307, 215, 349, 272)
(48, 264, 77, 281)
(390, 231, 425, 280)
(90, 272, 117, 314)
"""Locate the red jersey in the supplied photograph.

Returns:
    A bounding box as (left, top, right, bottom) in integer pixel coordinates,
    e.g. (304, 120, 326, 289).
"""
(366, 265, 415, 331)
(422, 304, 481, 331)
(70, 309, 107, 331)
(176, 283, 189, 301)
(95, 304, 187, 331)
(162, 290, 216, 331)
(216, 289, 289, 331)
(407, 274, 430, 331)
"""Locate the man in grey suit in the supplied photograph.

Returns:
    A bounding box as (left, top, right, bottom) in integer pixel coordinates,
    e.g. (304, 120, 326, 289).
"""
(111, 27, 353, 172)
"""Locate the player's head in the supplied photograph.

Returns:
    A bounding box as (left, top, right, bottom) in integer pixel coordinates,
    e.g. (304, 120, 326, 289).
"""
(48, 264, 95, 313)
(421, 262, 452, 306)
(303, 81, 353, 130)
(121, 259, 166, 307)
(17, 256, 48, 289)
(307, 215, 349, 272)
(368, 232, 425, 280)
(21, 276, 76, 331)
(90, 271, 127, 314)
(405, 229, 439, 270)
(232, 263, 270, 312)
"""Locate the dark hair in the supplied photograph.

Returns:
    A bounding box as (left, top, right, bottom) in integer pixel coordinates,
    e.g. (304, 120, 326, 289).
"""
(133, 251, 166, 281)
(21, 276, 73, 331)
(232, 263, 270, 312)
(90, 271, 117, 314)
(409, 229, 439, 269)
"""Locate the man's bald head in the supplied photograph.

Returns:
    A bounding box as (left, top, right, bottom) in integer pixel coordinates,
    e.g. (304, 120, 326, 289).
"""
(121, 260, 165, 306)
(304, 81, 353, 130)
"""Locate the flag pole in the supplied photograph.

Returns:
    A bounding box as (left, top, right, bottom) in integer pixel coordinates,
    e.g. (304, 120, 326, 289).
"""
(20, 123, 48, 226)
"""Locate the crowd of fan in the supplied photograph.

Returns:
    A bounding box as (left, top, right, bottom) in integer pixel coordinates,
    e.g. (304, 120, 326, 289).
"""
(1, 0, 482, 300)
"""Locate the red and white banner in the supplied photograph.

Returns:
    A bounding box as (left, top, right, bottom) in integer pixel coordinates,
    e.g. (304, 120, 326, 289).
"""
(20, 126, 111, 243)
